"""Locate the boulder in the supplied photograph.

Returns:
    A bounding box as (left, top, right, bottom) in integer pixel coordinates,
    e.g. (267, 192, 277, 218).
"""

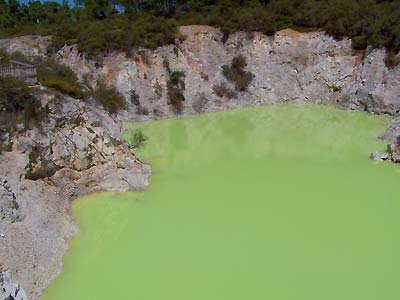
(1, 270, 28, 300)
(370, 152, 390, 161)
(389, 146, 400, 163)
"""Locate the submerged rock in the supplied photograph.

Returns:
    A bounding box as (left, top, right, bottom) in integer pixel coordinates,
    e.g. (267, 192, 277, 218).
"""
(370, 151, 390, 161)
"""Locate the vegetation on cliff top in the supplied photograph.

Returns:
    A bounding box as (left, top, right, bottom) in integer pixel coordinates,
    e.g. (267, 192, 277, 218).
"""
(0, 49, 126, 154)
(0, 76, 45, 153)
(0, 49, 84, 97)
(0, 0, 398, 66)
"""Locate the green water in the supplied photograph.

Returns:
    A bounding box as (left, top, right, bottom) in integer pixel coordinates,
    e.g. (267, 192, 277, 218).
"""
(42, 104, 400, 300)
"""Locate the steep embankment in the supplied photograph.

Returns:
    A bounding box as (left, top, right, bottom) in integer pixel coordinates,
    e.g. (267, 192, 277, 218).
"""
(1, 26, 399, 118)
(0, 25, 399, 300)
(0, 90, 150, 299)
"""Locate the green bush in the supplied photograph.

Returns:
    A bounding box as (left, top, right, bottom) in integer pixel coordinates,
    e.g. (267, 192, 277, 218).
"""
(222, 55, 254, 92)
(213, 83, 237, 99)
(0, 76, 44, 134)
(40, 79, 83, 98)
(0, 49, 34, 67)
(385, 52, 400, 70)
(167, 70, 186, 114)
(48, 15, 177, 59)
(167, 88, 185, 113)
(127, 129, 147, 149)
(36, 58, 84, 98)
(1, 0, 400, 61)
(0, 49, 11, 66)
(0, 50, 83, 98)
(168, 71, 186, 90)
(93, 85, 126, 114)
(136, 105, 149, 115)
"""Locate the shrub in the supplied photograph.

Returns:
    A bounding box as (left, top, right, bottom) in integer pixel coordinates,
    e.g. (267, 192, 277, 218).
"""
(167, 70, 186, 114)
(40, 79, 83, 98)
(167, 88, 185, 113)
(93, 85, 126, 114)
(168, 71, 185, 90)
(127, 129, 147, 149)
(213, 83, 237, 99)
(36, 58, 84, 98)
(136, 105, 149, 115)
(0, 76, 44, 134)
(385, 52, 400, 70)
(221, 55, 254, 92)
(0, 50, 32, 67)
(48, 15, 177, 59)
(0, 51, 83, 98)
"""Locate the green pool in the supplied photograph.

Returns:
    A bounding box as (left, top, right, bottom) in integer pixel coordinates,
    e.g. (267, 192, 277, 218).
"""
(42, 103, 400, 300)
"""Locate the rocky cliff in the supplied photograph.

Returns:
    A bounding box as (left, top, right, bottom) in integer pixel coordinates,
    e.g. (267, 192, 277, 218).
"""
(0, 25, 399, 300)
(0, 89, 150, 299)
(1, 26, 399, 118)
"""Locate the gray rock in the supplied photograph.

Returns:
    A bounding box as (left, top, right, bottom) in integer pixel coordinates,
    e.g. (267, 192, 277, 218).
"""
(0, 176, 21, 222)
(0, 270, 11, 284)
(1, 271, 28, 300)
(1, 27, 399, 119)
(45, 26, 399, 120)
(370, 152, 390, 161)
(0, 282, 28, 300)
(385, 138, 400, 163)
(0, 35, 50, 57)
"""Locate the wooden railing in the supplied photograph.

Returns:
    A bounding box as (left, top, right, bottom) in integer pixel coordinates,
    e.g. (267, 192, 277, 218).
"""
(0, 60, 37, 85)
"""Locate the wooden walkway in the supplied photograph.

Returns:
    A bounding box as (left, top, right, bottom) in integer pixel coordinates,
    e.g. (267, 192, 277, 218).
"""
(0, 60, 37, 85)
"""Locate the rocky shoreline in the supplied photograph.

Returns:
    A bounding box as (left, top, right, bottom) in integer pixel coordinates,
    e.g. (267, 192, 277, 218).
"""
(0, 91, 150, 299)
(0, 25, 399, 299)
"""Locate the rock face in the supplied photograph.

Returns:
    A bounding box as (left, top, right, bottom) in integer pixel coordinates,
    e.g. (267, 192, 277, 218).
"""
(0, 91, 150, 299)
(1, 27, 399, 120)
(0, 35, 49, 57)
(0, 177, 21, 222)
(1, 270, 28, 300)
(387, 136, 400, 163)
(46, 26, 400, 120)
(372, 120, 400, 163)
(372, 138, 400, 163)
(18, 92, 150, 195)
